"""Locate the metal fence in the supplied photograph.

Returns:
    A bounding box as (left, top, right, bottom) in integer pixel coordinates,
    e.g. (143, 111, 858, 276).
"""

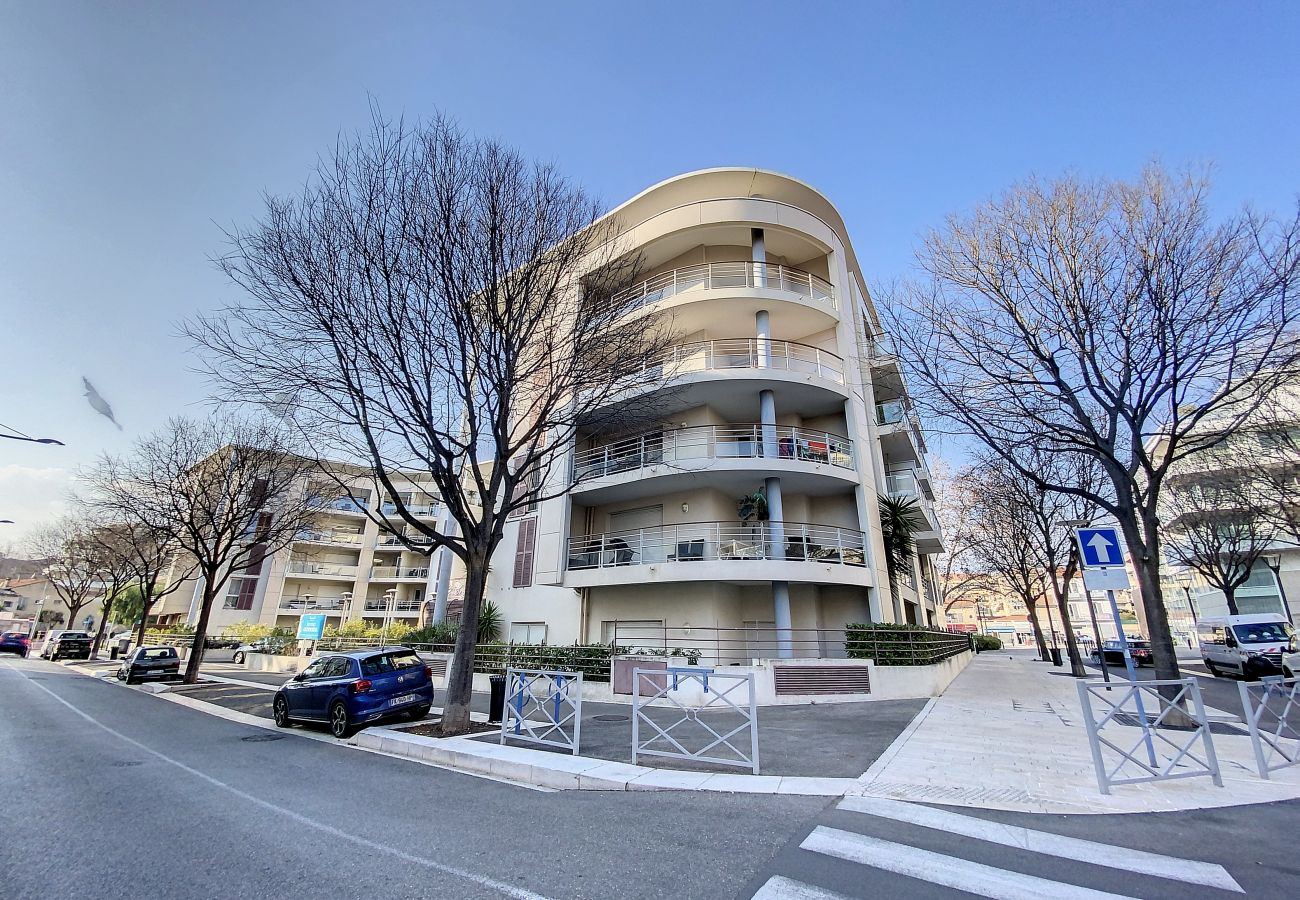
(1078, 677, 1222, 795)
(1237, 675, 1300, 779)
(632, 667, 759, 774)
(612, 261, 836, 313)
(501, 668, 583, 755)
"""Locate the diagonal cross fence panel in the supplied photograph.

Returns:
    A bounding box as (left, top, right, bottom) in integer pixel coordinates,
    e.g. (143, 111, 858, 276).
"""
(500, 668, 583, 755)
(1077, 677, 1222, 795)
(1238, 675, 1300, 779)
(632, 667, 759, 774)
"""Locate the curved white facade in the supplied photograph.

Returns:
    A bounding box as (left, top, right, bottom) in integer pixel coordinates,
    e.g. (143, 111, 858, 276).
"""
(486, 169, 943, 652)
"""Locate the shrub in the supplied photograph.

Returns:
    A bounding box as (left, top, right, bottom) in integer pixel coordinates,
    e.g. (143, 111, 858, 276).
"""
(470, 642, 617, 682)
(844, 623, 971, 666)
(973, 634, 1002, 651)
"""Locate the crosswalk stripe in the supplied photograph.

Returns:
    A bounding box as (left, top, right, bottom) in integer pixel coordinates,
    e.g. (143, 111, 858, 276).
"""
(801, 826, 1137, 900)
(837, 795, 1243, 893)
(750, 875, 854, 900)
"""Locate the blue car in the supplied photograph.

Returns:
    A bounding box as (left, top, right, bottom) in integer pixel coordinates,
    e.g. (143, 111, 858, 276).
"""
(273, 647, 434, 738)
(0, 630, 31, 658)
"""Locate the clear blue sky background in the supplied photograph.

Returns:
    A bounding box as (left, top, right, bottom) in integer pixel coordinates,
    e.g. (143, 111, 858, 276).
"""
(2, 1, 1298, 540)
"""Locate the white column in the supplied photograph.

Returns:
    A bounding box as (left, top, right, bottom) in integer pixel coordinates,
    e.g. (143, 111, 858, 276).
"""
(431, 513, 458, 624)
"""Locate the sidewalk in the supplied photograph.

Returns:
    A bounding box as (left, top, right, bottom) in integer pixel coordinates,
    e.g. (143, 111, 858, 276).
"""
(851, 653, 1300, 814)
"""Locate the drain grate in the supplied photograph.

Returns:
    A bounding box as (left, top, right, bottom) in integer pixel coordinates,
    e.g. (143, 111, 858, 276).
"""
(241, 733, 286, 742)
(110, 760, 144, 767)
(592, 714, 630, 723)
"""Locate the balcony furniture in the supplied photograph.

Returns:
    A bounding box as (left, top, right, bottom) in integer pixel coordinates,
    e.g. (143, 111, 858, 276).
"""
(778, 437, 795, 458)
(786, 536, 812, 560)
(673, 540, 705, 562)
(607, 538, 635, 566)
(720, 540, 763, 560)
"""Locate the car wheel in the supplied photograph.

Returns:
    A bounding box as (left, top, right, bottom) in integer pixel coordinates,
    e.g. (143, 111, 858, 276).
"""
(233, 651, 245, 665)
(329, 701, 354, 739)
(116, 669, 125, 681)
(1206, 662, 1219, 677)
(125, 667, 139, 685)
(406, 704, 431, 721)
(273, 696, 292, 728)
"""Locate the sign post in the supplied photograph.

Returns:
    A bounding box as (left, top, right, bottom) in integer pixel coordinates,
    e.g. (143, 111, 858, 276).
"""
(1075, 526, 1157, 764)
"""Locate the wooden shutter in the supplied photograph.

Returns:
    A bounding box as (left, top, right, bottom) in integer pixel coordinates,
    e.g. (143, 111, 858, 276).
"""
(512, 517, 538, 588)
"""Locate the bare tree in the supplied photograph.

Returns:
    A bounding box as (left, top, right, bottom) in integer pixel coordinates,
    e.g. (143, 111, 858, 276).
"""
(929, 461, 994, 622)
(26, 518, 105, 634)
(81, 522, 139, 658)
(85, 416, 326, 682)
(186, 114, 678, 733)
(883, 167, 1300, 689)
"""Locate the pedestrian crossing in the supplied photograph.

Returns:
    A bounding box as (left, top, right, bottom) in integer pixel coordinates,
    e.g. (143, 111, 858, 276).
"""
(748, 796, 1244, 899)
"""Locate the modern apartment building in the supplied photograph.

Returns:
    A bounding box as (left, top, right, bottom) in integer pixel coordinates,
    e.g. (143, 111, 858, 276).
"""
(481, 168, 942, 653)
(155, 169, 943, 652)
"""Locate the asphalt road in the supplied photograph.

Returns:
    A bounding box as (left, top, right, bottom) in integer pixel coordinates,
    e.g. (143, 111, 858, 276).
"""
(4, 655, 1299, 899)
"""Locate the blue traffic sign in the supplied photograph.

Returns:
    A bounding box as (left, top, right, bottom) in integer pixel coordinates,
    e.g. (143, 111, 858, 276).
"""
(297, 613, 327, 641)
(1076, 527, 1124, 568)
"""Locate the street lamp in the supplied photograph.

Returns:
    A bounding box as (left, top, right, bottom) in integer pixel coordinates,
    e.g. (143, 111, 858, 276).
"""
(0, 422, 64, 445)
(381, 588, 397, 647)
(1261, 553, 1295, 625)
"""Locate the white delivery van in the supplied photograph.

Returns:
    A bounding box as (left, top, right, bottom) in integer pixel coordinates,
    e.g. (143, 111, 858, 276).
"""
(1197, 614, 1297, 678)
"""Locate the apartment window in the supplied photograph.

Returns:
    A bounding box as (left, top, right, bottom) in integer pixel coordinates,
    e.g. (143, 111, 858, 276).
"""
(601, 619, 663, 646)
(512, 517, 538, 588)
(223, 576, 258, 610)
(509, 622, 547, 644)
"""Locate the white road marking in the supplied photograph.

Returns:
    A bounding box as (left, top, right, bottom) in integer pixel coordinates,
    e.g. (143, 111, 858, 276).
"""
(3, 661, 557, 900)
(837, 795, 1243, 893)
(750, 875, 854, 900)
(801, 826, 1138, 900)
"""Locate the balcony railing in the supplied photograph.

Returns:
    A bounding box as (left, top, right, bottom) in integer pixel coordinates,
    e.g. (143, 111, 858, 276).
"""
(285, 562, 358, 578)
(567, 521, 867, 571)
(613, 261, 835, 314)
(278, 596, 350, 611)
(876, 399, 907, 426)
(295, 529, 364, 546)
(380, 502, 440, 518)
(362, 598, 424, 612)
(575, 424, 855, 480)
(647, 338, 845, 385)
(325, 497, 370, 514)
(377, 531, 434, 547)
(370, 566, 431, 580)
(885, 469, 920, 497)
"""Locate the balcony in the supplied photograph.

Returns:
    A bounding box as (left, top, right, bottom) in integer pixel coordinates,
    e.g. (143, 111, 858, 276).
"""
(884, 470, 942, 553)
(324, 497, 370, 515)
(380, 501, 440, 518)
(370, 566, 431, 580)
(295, 529, 364, 547)
(613, 262, 835, 314)
(362, 598, 423, 613)
(566, 521, 869, 587)
(577, 424, 854, 478)
(651, 339, 845, 384)
(876, 399, 927, 461)
(278, 596, 350, 612)
(377, 531, 434, 548)
(285, 562, 358, 579)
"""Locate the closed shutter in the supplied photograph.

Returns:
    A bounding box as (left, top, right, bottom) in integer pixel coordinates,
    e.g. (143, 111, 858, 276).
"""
(512, 517, 538, 588)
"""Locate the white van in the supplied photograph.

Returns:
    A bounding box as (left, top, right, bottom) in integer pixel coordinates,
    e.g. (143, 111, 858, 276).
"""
(1198, 614, 1297, 678)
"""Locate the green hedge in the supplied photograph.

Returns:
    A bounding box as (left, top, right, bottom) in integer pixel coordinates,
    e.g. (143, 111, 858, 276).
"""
(844, 623, 972, 666)
(470, 642, 618, 682)
(973, 634, 1003, 651)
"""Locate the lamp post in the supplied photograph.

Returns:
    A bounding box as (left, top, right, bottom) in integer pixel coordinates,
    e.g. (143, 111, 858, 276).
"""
(1261, 553, 1294, 625)
(381, 588, 397, 647)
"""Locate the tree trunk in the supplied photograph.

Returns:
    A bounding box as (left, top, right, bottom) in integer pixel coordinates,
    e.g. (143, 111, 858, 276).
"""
(65, 602, 87, 634)
(1223, 586, 1240, 616)
(135, 599, 155, 648)
(91, 596, 115, 658)
(1055, 590, 1087, 677)
(1025, 599, 1049, 660)
(440, 552, 489, 735)
(183, 579, 219, 683)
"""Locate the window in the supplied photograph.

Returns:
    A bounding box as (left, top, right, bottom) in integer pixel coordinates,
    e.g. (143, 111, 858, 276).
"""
(512, 517, 538, 588)
(300, 659, 328, 679)
(601, 619, 663, 645)
(223, 575, 259, 610)
(509, 622, 547, 644)
(323, 657, 352, 678)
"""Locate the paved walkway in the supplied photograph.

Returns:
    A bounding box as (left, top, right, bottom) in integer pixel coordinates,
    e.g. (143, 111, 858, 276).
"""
(852, 652, 1300, 814)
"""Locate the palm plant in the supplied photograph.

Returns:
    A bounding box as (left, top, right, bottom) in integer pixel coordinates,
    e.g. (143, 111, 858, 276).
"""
(477, 600, 503, 642)
(879, 495, 924, 585)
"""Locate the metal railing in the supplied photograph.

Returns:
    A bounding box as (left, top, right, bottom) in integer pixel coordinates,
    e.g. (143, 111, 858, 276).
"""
(567, 521, 867, 571)
(278, 596, 350, 611)
(501, 668, 583, 755)
(647, 338, 845, 385)
(285, 562, 358, 577)
(295, 529, 364, 546)
(380, 502, 440, 518)
(613, 261, 835, 313)
(574, 424, 854, 480)
(1238, 676, 1300, 778)
(377, 531, 433, 547)
(324, 497, 369, 513)
(361, 597, 423, 612)
(1077, 677, 1222, 795)
(633, 667, 759, 774)
(369, 566, 430, 580)
(876, 399, 907, 425)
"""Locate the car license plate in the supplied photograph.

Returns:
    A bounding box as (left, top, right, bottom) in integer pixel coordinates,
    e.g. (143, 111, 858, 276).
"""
(390, 693, 420, 706)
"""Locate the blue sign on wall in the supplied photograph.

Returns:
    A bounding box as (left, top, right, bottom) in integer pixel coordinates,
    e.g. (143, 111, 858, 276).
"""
(1076, 527, 1124, 568)
(297, 613, 327, 641)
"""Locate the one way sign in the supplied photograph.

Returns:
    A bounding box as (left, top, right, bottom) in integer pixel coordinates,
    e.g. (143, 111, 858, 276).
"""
(1076, 526, 1124, 568)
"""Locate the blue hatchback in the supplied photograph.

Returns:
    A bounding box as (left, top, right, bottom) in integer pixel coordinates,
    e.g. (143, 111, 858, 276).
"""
(273, 647, 434, 738)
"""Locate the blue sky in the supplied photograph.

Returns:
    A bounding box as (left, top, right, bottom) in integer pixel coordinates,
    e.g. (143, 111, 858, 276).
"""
(1, 1, 1298, 540)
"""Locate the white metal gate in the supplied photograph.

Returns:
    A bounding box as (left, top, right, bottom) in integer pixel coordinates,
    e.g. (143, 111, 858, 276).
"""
(1077, 677, 1222, 794)
(500, 668, 583, 755)
(1237, 675, 1300, 778)
(632, 666, 758, 774)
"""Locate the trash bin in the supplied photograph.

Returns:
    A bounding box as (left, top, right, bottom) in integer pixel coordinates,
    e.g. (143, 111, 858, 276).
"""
(488, 673, 507, 724)
(1050, 647, 1063, 667)
(110, 646, 120, 660)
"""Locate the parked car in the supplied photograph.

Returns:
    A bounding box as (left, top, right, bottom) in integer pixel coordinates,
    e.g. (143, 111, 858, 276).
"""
(1198, 614, 1297, 679)
(1284, 649, 1298, 679)
(0, 630, 31, 657)
(273, 647, 434, 738)
(39, 630, 92, 661)
(232, 636, 295, 664)
(1090, 638, 1153, 667)
(116, 646, 181, 684)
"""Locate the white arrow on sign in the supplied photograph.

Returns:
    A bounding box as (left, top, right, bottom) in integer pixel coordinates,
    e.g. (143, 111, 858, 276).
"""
(1087, 532, 1118, 565)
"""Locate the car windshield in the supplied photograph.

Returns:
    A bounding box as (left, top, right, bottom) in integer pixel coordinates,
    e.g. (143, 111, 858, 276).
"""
(1128, 641, 1150, 648)
(1232, 622, 1294, 644)
(59, 633, 88, 640)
